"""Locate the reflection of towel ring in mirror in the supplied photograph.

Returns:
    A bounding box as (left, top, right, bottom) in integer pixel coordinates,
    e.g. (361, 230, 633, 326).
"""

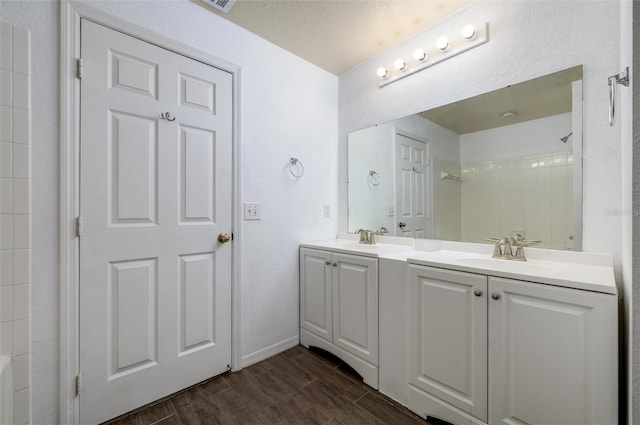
(289, 158, 304, 179)
(368, 170, 380, 186)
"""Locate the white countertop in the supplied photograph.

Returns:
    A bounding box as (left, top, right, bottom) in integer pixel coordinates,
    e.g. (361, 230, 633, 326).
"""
(301, 235, 617, 295)
(407, 248, 616, 295)
(300, 233, 416, 258)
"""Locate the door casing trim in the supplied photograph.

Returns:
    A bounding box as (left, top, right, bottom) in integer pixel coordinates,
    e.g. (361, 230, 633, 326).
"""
(59, 2, 242, 423)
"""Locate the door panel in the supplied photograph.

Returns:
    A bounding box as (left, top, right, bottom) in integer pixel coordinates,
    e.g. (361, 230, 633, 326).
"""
(80, 19, 232, 424)
(109, 111, 158, 224)
(395, 132, 430, 238)
(489, 277, 616, 425)
(179, 253, 215, 354)
(300, 248, 333, 341)
(179, 126, 215, 223)
(109, 258, 158, 376)
(409, 265, 487, 422)
(332, 253, 378, 364)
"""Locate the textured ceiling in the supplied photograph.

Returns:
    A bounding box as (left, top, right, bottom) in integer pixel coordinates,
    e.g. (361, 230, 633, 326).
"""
(199, 0, 473, 75)
(419, 66, 583, 134)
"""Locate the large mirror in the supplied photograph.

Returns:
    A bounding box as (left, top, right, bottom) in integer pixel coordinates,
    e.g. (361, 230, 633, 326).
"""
(348, 66, 583, 250)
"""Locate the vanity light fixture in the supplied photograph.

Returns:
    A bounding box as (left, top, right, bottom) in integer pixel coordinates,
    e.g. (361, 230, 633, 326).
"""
(436, 36, 450, 51)
(462, 24, 476, 40)
(413, 48, 427, 62)
(394, 58, 407, 71)
(377, 22, 490, 88)
(377, 67, 389, 79)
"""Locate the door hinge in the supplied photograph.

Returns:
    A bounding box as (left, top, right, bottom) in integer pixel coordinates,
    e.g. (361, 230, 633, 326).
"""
(75, 373, 82, 396)
(76, 58, 83, 79)
(75, 216, 83, 237)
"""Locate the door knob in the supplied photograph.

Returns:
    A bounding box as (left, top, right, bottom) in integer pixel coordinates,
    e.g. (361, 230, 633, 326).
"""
(218, 233, 231, 243)
(474, 289, 483, 297)
(399, 222, 407, 229)
(491, 292, 501, 300)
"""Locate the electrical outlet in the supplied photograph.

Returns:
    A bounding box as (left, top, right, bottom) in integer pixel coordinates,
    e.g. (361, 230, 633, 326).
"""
(324, 204, 331, 218)
(244, 202, 261, 220)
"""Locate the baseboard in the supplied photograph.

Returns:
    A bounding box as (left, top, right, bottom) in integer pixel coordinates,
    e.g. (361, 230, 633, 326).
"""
(240, 335, 299, 369)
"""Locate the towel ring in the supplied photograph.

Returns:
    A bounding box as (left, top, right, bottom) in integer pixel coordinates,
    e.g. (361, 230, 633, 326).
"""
(368, 170, 380, 187)
(289, 158, 304, 179)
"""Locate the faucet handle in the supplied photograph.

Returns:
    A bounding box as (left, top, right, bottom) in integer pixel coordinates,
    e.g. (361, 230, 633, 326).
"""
(376, 226, 389, 235)
(521, 239, 541, 246)
(513, 239, 541, 261)
(486, 237, 503, 258)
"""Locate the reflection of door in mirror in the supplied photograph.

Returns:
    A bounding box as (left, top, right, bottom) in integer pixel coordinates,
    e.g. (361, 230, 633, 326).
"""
(348, 66, 583, 251)
(395, 131, 430, 238)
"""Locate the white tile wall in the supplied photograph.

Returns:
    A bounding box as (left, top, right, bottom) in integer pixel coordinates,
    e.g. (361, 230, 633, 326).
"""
(461, 151, 574, 249)
(432, 157, 462, 241)
(0, 22, 31, 425)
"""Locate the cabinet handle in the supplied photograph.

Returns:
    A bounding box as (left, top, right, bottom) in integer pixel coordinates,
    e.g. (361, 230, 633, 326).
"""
(474, 289, 483, 297)
(491, 292, 501, 300)
(332, 262, 337, 267)
(325, 260, 331, 266)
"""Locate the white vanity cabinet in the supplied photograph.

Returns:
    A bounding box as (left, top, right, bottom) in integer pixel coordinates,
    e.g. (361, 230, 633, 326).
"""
(299, 247, 379, 387)
(408, 264, 618, 425)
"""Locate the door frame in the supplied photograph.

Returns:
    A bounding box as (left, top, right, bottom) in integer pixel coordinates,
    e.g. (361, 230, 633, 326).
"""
(59, 2, 242, 423)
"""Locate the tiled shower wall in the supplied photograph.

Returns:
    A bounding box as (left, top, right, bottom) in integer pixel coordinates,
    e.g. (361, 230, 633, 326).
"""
(432, 157, 461, 241)
(460, 151, 574, 250)
(0, 22, 31, 425)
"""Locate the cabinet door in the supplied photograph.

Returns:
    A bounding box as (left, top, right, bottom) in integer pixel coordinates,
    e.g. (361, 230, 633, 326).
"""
(489, 277, 617, 425)
(332, 253, 378, 365)
(300, 248, 333, 342)
(408, 265, 488, 422)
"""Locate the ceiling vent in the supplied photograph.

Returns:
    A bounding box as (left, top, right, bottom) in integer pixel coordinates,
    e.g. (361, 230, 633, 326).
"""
(202, 0, 237, 14)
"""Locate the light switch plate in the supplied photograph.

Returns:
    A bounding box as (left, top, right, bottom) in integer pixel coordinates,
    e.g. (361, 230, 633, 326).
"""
(244, 202, 261, 220)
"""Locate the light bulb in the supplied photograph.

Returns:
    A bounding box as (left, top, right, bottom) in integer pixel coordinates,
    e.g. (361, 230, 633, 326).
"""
(413, 48, 427, 62)
(377, 67, 389, 78)
(394, 58, 406, 71)
(436, 36, 450, 51)
(462, 24, 476, 40)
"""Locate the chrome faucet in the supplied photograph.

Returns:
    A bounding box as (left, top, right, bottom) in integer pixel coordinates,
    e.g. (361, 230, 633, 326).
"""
(487, 234, 541, 261)
(512, 233, 541, 261)
(354, 229, 375, 245)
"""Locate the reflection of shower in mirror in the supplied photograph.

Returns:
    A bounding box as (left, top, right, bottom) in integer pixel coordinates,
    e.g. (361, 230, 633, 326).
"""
(560, 132, 573, 143)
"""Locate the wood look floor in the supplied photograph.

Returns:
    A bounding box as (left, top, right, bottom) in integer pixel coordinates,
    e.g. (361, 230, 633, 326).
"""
(103, 345, 432, 425)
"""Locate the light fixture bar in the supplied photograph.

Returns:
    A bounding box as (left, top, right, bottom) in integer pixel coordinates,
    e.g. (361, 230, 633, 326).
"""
(379, 22, 490, 88)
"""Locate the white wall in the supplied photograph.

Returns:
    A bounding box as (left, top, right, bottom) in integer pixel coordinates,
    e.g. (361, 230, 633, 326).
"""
(460, 113, 572, 163)
(1, 0, 339, 422)
(620, 0, 636, 422)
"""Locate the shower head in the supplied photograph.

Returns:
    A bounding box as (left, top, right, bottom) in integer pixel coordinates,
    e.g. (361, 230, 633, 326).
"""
(560, 132, 573, 143)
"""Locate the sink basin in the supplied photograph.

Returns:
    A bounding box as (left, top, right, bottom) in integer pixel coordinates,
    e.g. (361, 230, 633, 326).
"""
(455, 257, 549, 273)
(340, 242, 379, 251)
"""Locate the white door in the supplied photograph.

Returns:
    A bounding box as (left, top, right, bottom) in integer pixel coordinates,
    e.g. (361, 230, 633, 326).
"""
(332, 253, 378, 365)
(395, 132, 430, 238)
(79, 20, 233, 424)
(299, 248, 333, 342)
(408, 265, 487, 422)
(488, 277, 617, 425)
